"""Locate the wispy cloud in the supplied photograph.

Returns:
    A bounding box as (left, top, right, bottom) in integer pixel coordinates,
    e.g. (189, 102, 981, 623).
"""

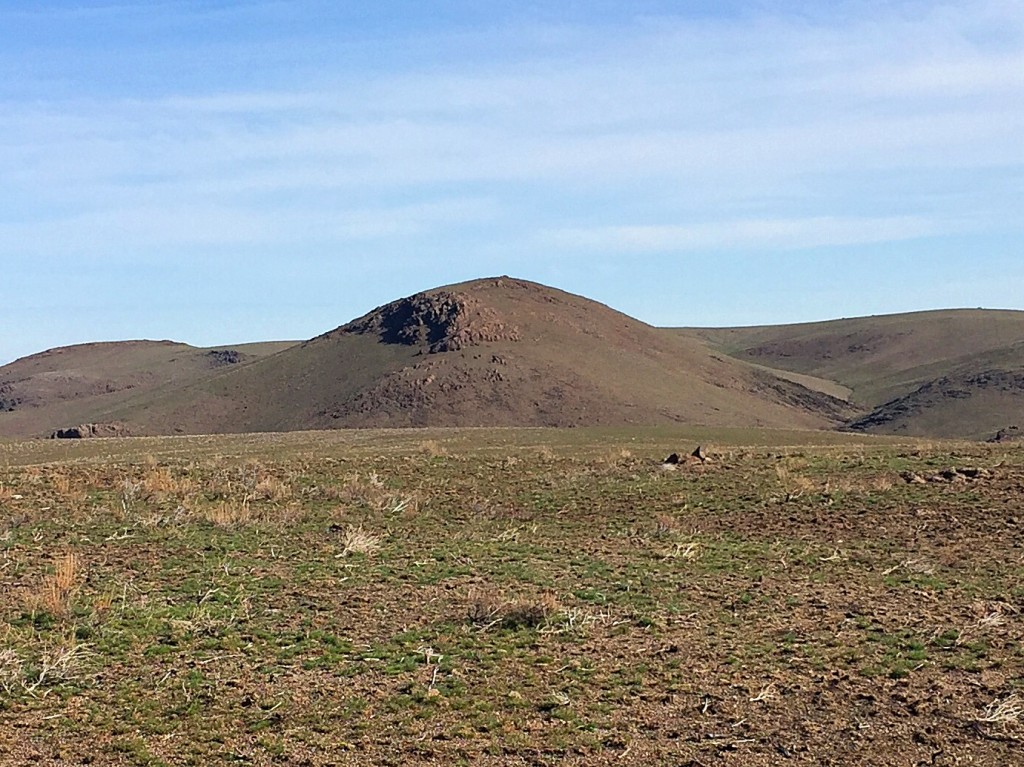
(547, 216, 944, 253)
(0, 197, 499, 258)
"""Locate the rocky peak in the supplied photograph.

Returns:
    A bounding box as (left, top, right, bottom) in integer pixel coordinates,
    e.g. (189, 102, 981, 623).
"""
(340, 290, 521, 353)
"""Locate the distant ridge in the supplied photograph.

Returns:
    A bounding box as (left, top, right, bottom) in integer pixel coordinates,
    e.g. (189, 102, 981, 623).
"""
(682, 309, 1024, 439)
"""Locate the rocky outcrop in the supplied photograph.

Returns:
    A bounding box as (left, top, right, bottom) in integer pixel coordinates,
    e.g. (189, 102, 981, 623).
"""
(206, 350, 245, 366)
(337, 290, 521, 353)
(988, 426, 1021, 443)
(0, 383, 20, 412)
(50, 422, 130, 439)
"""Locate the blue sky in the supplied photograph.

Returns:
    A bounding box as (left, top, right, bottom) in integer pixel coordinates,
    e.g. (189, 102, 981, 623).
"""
(2, 0, 1023, 364)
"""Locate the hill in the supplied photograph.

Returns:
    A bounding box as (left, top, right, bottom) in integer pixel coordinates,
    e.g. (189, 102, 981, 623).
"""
(5, 281, 1023, 439)
(0, 277, 853, 437)
(680, 309, 1024, 438)
(0, 339, 296, 438)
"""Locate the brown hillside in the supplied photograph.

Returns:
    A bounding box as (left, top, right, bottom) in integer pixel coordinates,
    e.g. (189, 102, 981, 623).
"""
(13, 281, 1021, 440)
(683, 309, 1024, 406)
(0, 339, 296, 438)
(88, 277, 853, 435)
(845, 347, 1024, 439)
(678, 309, 1024, 438)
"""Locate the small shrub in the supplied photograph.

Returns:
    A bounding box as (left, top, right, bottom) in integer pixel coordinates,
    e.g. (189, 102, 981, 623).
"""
(977, 694, 1022, 725)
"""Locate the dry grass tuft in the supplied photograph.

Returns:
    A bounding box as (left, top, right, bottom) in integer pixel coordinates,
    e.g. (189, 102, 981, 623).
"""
(51, 473, 72, 497)
(750, 682, 780, 704)
(120, 477, 143, 513)
(467, 589, 561, 630)
(825, 473, 897, 495)
(654, 513, 679, 537)
(535, 445, 556, 461)
(774, 463, 817, 500)
(49, 472, 87, 504)
(662, 541, 701, 561)
(543, 605, 605, 635)
(1, 636, 94, 695)
(24, 638, 93, 693)
(25, 552, 79, 618)
(419, 439, 447, 458)
(252, 475, 292, 502)
(140, 465, 196, 498)
(334, 472, 419, 517)
(977, 694, 1023, 725)
(598, 448, 633, 465)
(0, 648, 21, 693)
(205, 499, 253, 528)
(337, 472, 393, 510)
(957, 602, 1013, 647)
(338, 525, 383, 557)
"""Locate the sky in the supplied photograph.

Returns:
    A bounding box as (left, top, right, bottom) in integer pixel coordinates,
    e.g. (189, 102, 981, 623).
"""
(2, 0, 1023, 364)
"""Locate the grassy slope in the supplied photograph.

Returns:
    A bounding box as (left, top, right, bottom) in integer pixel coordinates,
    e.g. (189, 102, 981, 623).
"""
(116, 332, 420, 434)
(844, 342, 1024, 438)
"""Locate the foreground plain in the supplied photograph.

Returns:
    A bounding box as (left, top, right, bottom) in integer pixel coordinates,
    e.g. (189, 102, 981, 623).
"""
(1, 428, 1022, 765)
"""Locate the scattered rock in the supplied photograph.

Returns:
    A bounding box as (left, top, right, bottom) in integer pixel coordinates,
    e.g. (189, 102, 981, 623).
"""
(905, 466, 991, 485)
(987, 426, 1021, 443)
(50, 422, 130, 439)
(903, 467, 993, 484)
(662, 448, 711, 468)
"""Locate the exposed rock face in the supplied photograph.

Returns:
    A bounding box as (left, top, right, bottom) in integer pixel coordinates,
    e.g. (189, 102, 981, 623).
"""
(50, 422, 130, 439)
(0, 383, 20, 412)
(206, 350, 245, 366)
(338, 291, 521, 353)
(750, 372, 857, 422)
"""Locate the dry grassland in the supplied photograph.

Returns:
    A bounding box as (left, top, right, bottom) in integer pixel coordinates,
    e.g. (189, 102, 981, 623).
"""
(0, 428, 1021, 765)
